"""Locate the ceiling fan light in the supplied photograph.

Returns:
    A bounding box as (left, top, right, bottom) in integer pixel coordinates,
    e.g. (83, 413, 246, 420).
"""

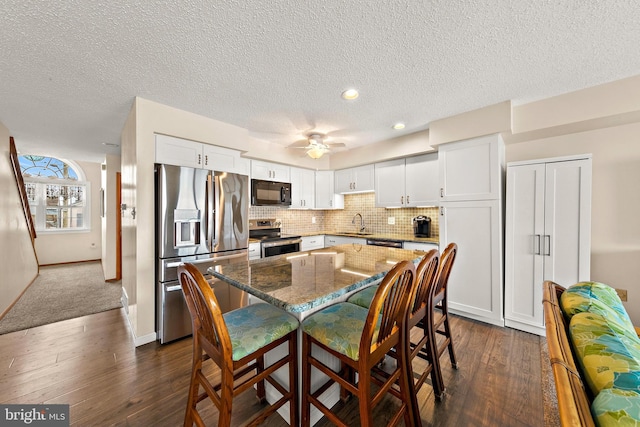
(307, 146, 327, 159)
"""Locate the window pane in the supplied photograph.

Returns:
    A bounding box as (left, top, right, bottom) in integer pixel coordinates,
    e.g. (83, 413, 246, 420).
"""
(67, 185, 85, 206)
(25, 183, 37, 203)
(46, 184, 62, 206)
(46, 208, 59, 229)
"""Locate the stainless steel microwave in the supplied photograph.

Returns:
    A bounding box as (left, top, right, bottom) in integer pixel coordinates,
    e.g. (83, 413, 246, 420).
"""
(251, 179, 292, 206)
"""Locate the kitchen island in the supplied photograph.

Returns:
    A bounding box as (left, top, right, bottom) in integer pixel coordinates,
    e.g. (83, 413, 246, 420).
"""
(208, 244, 425, 426)
(209, 243, 424, 315)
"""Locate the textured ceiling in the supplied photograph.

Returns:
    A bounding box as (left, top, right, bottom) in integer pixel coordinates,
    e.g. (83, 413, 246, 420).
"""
(1, 1, 640, 163)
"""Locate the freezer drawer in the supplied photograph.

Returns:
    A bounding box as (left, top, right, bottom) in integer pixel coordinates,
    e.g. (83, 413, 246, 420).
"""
(159, 280, 193, 344)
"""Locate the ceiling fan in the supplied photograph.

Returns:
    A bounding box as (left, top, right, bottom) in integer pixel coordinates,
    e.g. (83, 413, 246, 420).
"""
(287, 133, 346, 159)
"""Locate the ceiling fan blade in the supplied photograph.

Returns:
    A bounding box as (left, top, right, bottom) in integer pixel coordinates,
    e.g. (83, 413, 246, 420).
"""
(326, 142, 346, 148)
(287, 139, 311, 148)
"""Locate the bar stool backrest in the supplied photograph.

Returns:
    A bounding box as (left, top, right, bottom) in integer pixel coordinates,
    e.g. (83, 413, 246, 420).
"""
(179, 263, 231, 366)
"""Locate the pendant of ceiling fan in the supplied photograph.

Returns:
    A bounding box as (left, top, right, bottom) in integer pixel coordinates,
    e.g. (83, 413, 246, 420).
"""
(286, 132, 346, 159)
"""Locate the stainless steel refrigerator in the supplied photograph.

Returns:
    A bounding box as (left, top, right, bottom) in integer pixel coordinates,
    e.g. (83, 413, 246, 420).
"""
(155, 164, 249, 343)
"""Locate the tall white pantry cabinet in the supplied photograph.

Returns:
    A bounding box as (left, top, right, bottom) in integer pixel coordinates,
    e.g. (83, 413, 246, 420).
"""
(504, 155, 592, 336)
(438, 134, 505, 327)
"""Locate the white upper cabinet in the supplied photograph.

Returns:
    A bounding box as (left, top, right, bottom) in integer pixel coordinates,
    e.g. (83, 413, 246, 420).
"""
(315, 170, 344, 210)
(201, 144, 250, 175)
(375, 153, 438, 207)
(438, 134, 504, 201)
(289, 167, 315, 209)
(155, 134, 249, 174)
(155, 134, 202, 168)
(335, 164, 374, 194)
(251, 160, 290, 182)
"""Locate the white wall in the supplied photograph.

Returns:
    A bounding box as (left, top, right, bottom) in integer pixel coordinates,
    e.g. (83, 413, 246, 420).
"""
(34, 160, 103, 265)
(101, 154, 121, 280)
(0, 123, 39, 316)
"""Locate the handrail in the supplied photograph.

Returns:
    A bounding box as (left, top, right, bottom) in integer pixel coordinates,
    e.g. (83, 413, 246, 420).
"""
(9, 136, 37, 243)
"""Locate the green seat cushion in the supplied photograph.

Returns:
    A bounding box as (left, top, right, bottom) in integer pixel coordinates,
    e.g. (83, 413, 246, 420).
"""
(301, 302, 378, 361)
(561, 281, 637, 340)
(569, 312, 640, 396)
(592, 388, 640, 427)
(224, 303, 299, 361)
(347, 285, 378, 308)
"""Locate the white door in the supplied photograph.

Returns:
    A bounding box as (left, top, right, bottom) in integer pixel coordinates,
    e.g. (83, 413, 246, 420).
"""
(504, 157, 592, 335)
(504, 163, 546, 334)
(439, 199, 504, 327)
(543, 159, 592, 284)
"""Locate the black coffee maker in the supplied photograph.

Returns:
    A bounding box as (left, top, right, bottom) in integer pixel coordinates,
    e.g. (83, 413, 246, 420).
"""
(413, 215, 431, 237)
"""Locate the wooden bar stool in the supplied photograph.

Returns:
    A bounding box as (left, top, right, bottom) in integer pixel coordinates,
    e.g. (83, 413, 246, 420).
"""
(300, 260, 420, 427)
(421, 242, 459, 395)
(404, 250, 442, 398)
(178, 263, 300, 427)
(349, 250, 443, 407)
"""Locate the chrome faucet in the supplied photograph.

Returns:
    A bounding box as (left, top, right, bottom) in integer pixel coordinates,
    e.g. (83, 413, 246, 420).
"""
(352, 213, 365, 233)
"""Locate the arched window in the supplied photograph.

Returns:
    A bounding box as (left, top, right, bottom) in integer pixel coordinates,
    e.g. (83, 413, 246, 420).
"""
(18, 155, 91, 232)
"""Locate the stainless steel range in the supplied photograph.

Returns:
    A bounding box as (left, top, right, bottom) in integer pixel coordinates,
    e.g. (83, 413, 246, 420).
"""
(249, 219, 302, 258)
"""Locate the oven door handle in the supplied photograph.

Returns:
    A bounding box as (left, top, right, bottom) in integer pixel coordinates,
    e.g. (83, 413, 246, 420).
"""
(262, 238, 302, 248)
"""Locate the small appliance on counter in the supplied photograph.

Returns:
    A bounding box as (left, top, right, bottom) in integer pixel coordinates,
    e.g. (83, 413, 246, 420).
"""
(413, 215, 432, 237)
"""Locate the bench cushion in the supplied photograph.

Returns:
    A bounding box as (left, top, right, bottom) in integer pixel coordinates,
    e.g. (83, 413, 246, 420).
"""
(561, 281, 637, 341)
(569, 312, 640, 396)
(591, 388, 640, 426)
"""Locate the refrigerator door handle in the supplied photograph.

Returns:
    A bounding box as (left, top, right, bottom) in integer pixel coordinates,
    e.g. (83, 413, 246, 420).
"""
(206, 173, 216, 251)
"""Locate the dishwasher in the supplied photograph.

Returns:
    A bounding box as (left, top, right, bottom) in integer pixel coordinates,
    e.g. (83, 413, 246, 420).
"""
(366, 238, 404, 248)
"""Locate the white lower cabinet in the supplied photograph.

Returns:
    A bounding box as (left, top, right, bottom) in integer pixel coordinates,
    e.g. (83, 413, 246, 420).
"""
(301, 235, 324, 251)
(439, 199, 504, 327)
(248, 242, 261, 260)
(504, 156, 592, 336)
(403, 241, 438, 252)
(324, 235, 366, 247)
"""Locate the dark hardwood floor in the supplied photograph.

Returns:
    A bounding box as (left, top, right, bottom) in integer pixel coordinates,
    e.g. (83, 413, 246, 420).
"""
(0, 308, 545, 426)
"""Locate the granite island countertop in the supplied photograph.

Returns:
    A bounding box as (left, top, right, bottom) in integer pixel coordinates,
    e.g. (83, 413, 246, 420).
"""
(301, 230, 439, 245)
(209, 244, 425, 313)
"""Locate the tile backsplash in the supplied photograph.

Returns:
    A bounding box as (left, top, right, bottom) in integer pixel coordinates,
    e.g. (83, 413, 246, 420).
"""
(249, 193, 439, 237)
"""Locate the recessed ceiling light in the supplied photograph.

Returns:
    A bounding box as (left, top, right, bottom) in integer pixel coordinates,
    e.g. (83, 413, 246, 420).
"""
(341, 89, 359, 100)
(102, 142, 119, 147)
(392, 122, 405, 130)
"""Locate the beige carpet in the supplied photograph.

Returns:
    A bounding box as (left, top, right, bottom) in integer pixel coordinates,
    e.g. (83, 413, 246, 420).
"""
(0, 261, 123, 334)
(541, 337, 561, 426)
